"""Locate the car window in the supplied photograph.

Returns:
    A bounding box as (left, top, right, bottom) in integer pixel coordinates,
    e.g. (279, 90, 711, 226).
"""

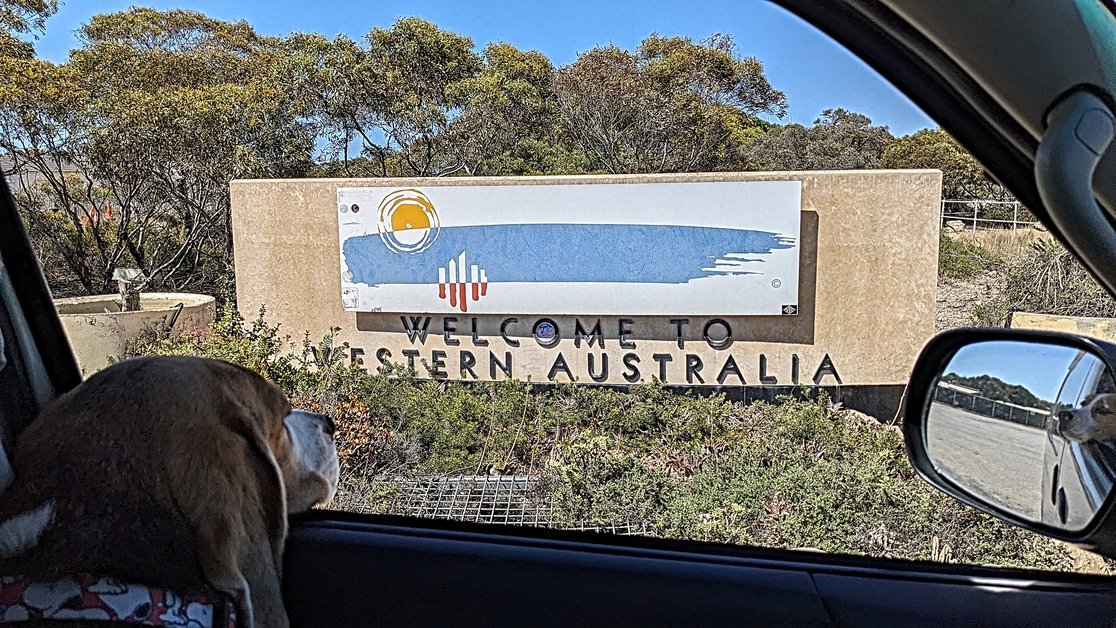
(4, 0, 1114, 575)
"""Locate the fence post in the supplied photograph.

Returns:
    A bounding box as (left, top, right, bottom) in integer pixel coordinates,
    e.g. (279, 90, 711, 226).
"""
(973, 202, 978, 234)
(1013, 201, 1020, 232)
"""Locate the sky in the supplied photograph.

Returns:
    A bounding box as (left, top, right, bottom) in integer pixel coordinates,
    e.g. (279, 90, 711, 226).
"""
(29, 0, 936, 137)
(947, 342, 1086, 404)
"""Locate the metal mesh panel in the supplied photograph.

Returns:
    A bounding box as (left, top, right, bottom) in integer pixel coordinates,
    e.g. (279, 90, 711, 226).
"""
(360, 475, 647, 535)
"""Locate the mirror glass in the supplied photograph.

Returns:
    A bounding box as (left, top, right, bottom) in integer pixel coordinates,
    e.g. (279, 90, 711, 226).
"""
(926, 340, 1116, 532)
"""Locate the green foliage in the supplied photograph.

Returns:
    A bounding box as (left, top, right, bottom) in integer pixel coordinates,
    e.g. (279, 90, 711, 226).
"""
(555, 34, 785, 173)
(0, 0, 57, 58)
(481, 139, 592, 176)
(741, 108, 893, 171)
(119, 305, 294, 382)
(447, 42, 562, 175)
(882, 128, 1011, 201)
(938, 232, 1001, 280)
(1, 8, 315, 297)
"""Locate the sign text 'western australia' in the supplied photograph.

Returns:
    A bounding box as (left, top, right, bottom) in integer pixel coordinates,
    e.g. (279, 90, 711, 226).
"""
(338, 316, 842, 387)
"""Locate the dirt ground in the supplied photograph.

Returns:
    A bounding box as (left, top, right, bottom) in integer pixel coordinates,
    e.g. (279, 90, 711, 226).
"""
(936, 271, 1004, 331)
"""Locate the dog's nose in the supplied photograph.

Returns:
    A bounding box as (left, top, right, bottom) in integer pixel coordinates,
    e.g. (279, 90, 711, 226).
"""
(1058, 410, 1074, 422)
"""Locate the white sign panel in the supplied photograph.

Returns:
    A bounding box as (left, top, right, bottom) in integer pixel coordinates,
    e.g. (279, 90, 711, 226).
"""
(337, 181, 801, 316)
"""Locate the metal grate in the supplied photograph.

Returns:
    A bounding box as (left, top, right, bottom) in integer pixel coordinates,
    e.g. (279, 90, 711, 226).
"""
(369, 475, 648, 535)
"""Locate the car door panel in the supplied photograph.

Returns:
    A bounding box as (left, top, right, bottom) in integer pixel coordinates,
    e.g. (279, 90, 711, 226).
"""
(812, 573, 1116, 628)
(283, 519, 832, 627)
(283, 516, 1116, 627)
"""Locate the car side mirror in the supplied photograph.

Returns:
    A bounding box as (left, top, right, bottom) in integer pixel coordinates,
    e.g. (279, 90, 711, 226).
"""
(904, 328, 1116, 557)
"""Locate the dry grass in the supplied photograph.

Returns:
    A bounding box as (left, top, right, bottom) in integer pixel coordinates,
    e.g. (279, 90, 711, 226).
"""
(972, 238, 1116, 325)
(948, 228, 1053, 258)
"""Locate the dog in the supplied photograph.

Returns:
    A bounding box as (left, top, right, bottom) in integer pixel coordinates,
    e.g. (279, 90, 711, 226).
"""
(0, 356, 340, 627)
(1057, 392, 1116, 443)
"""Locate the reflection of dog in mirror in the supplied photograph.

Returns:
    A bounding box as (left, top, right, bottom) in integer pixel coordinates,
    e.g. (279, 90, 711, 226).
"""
(1058, 392, 1116, 443)
(0, 356, 340, 627)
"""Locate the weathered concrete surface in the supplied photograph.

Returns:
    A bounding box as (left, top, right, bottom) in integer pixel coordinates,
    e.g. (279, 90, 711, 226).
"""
(1009, 311, 1116, 343)
(55, 292, 215, 376)
(231, 171, 941, 403)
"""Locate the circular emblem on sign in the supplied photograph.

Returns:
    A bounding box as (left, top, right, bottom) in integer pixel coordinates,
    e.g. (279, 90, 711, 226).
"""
(377, 188, 440, 254)
(533, 319, 560, 347)
(339, 203, 349, 214)
(771, 279, 782, 288)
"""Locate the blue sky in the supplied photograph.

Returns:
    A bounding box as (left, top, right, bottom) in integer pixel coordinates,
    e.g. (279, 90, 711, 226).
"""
(31, 0, 935, 136)
(947, 342, 1084, 403)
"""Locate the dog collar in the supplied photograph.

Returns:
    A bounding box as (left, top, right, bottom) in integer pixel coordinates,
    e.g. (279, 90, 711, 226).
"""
(0, 573, 237, 627)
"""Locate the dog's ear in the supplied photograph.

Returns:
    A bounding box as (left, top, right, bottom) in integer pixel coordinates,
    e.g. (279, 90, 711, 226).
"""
(1082, 393, 1099, 407)
(164, 365, 292, 628)
(1094, 394, 1116, 416)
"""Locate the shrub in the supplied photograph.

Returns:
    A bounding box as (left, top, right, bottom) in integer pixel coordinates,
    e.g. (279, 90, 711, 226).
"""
(938, 232, 1000, 280)
(972, 239, 1116, 325)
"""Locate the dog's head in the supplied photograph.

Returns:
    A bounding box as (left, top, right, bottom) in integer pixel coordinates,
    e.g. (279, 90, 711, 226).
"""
(156, 357, 338, 625)
(1058, 392, 1116, 443)
(5, 356, 339, 627)
(158, 357, 340, 517)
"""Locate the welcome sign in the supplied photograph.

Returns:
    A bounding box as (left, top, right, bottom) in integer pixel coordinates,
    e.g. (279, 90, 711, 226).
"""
(337, 181, 801, 316)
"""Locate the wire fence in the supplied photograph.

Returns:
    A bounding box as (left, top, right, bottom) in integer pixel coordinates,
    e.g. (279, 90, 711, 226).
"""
(349, 474, 649, 535)
(940, 200, 1036, 232)
(933, 384, 1049, 429)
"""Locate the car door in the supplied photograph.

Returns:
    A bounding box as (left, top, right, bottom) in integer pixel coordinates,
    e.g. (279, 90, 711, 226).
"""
(1044, 352, 1116, 529)
(2, 1, 1116, 627)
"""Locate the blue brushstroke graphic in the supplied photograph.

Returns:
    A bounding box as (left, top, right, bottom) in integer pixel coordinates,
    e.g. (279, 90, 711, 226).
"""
(343, 224, 795, 286)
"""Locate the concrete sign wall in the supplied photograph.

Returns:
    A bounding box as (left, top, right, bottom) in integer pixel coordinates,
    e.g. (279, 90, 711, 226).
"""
(232, 171, 941, 416)
(336, 181, 801, 315)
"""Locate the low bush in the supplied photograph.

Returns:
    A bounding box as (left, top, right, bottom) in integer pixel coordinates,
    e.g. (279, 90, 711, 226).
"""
(124, 307, 1075, 571)
(972, 238, 1116, 325)
(938, 231, 1001, 280)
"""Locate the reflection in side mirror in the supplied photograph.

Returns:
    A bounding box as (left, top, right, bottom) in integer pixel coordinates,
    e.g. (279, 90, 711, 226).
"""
(926, 340, 1116, 533)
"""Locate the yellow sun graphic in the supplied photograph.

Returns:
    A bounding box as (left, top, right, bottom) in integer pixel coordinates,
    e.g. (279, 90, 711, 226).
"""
(377, 188, 440, 254)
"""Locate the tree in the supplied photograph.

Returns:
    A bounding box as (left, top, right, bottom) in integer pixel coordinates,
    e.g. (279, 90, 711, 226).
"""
(554, 34, 786, 173)
(881, 128, 1012, 201)
(742, 108, 893, 171)
(300, 18, 481, 177)
(445, 42, 563, 175)
(0, 0, 58, 59)
(0, 8, 315, 296)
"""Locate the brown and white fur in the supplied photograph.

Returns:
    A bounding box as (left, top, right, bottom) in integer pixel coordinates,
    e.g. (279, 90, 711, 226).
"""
(0, 356, 340, 627)
(1058, 392, 1116, 443)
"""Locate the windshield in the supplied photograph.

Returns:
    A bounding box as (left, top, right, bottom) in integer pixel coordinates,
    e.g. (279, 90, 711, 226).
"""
(5, 0, 1115, 575)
